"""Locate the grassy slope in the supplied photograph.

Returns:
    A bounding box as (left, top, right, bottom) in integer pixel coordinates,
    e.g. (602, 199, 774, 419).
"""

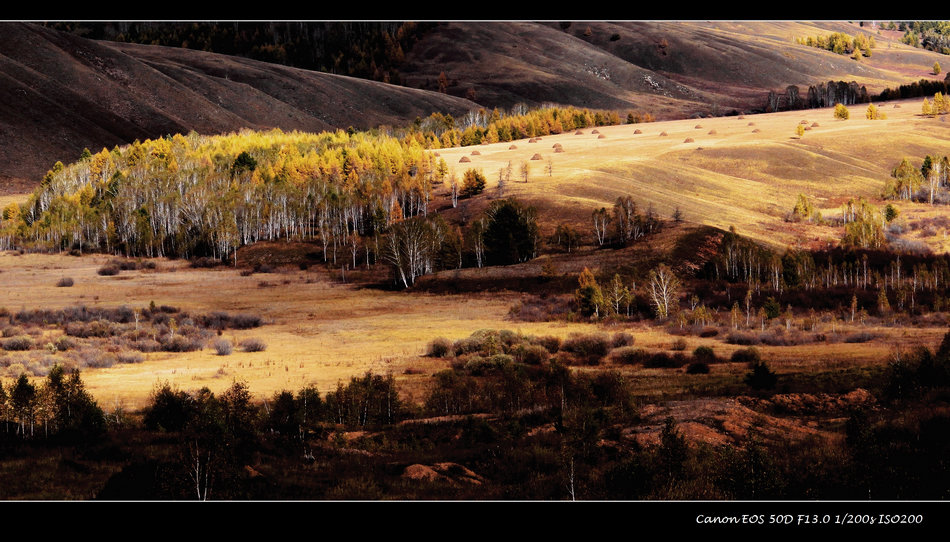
(3, 97, 950, 409)
(434, 98, 950, 251)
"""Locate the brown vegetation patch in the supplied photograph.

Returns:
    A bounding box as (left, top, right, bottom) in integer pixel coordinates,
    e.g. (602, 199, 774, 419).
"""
(402, 462, 485, 486)
(739, 388, 875, 416)
(627, 397, 838, 449)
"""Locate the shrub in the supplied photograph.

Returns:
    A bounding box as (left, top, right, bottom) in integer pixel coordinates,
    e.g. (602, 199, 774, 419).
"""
(726, 331, 758, 345)
(745, 361, 778, 390)
(161, 334, 204, 352)
(670, 338, 688, 351)
(2, 326, 24, 338)
(56, 277, 74, 287)
(213, 338, 234, 356)
(511, 343, 550, 365)
(730, 347, 761, 363)
(240, 337, 267, 352)
(533, 335, 562, 353)
(686, 361, 710, 374)
(190, 257, 224, 268)
(611, 332, 635, 348)
(97, 265, 120, 276)
(55, 335, 75, 351)
(426, 337, 453, 358)
(611, 346, 650, 365)
(462, 354, 513, 375)
(699, 327, 719, 338)
(130, 339, 162, 353)
(562, 332, 612, 365)
(644, 352, 689, 369)
(692, 345, 716, 363)
(117, 351, 145, 364)
(77, 350, 118, 368)
(2, 335, 35, 351)
(844, 331, 878, 343)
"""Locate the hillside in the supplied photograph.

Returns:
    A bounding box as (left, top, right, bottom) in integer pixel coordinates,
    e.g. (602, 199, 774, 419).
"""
(0, 23, 476, 189)
(400, 21, 937, 116)
(432, 98, 950, 253)
(2, 20, 949, 197)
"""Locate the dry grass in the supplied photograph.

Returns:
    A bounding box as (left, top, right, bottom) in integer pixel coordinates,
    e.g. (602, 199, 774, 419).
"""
(4, 98, 950, 410)
(0, 251, 599, 408)
(433, 98, 950, 251)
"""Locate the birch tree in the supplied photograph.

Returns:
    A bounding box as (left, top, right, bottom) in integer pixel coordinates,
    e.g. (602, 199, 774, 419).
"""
(648, 264, 680, 319)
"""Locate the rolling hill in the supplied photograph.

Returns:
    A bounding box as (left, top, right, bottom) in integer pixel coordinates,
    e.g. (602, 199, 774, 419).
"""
(0, 23, 477, 189)
(1, 20, 947, 195)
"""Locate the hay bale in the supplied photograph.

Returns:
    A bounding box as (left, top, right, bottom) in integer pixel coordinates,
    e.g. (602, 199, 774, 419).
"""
(747, 122, 755, 126)
(799, 120, 809, 125)
(591, 129, 600, 134)
(509, 145, 518, 150)
(694, 124, 703, 129)
(707, 129, 717, 135)
(471, 150, 481, 155)
(752, 128, 761, 133)
(552, 143, 562, 149)
(530, 153, 543, 160)
(811, 122, 820, 127)
(684, 137, 694, 143)
(738, 115, 746, 119)
(554, 147, 564, 153)
(528, 138, 538, 143)
(598, 134, 606, 139)
(633, 129, 643, 134)
(893, 104, 901, 108)
(575, 130, 584, 135)
(459, 156, 471, 163)
(659, 131, 668, 136)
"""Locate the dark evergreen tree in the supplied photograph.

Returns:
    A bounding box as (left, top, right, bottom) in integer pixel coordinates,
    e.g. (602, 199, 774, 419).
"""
(481, 198, 540, 266)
